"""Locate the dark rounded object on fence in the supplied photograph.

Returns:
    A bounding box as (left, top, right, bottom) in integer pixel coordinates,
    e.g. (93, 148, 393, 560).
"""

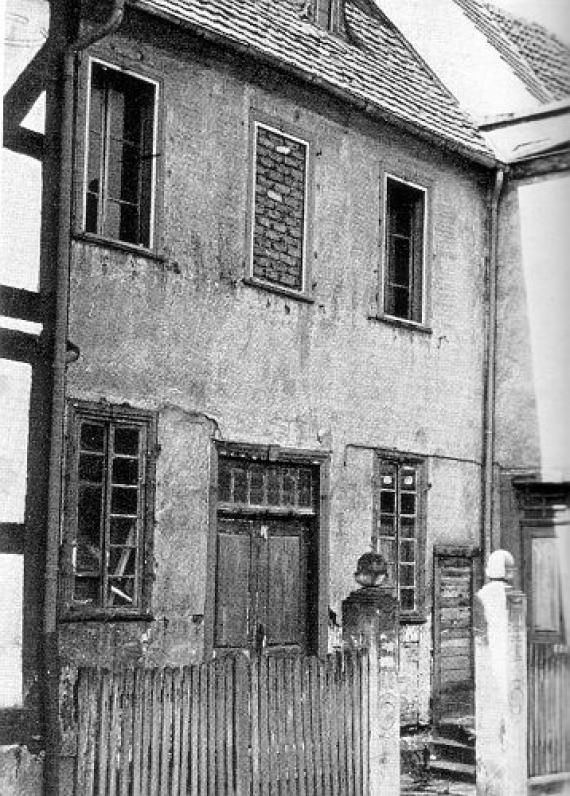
(354, 552, 388, 588)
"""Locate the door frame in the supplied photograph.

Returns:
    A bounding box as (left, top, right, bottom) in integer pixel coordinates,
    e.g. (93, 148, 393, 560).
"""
(204, 441, 330, 659)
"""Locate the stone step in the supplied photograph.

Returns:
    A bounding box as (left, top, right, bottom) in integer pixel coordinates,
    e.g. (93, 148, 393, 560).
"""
(430, 736, 476, 764)
(436, 717, 475, 745)
(429, 758, 476, 782)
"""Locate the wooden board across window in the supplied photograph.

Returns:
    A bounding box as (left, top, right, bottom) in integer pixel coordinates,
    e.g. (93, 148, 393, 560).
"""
(432, 546, 479, 725)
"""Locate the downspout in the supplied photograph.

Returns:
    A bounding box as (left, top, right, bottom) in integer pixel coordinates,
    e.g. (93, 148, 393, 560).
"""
(44, 1, 125, 792)
(481, 168, 505, 577)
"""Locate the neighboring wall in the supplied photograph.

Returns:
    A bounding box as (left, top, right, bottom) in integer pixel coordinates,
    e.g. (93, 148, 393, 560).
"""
(494, 157, 570, 564)
(60, 10, 489, 725)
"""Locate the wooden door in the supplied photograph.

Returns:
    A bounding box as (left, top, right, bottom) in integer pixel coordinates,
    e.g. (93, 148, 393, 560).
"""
(214, 517, 311, 654)
(433, 546, 479, 725)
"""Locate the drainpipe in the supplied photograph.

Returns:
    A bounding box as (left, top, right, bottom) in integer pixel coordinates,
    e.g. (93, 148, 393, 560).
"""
(481, 168, 504, 578)
(44, 1, 124, 792)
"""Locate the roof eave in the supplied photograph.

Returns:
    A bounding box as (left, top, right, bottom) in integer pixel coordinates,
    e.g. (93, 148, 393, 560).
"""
(130, 0, 500, 169)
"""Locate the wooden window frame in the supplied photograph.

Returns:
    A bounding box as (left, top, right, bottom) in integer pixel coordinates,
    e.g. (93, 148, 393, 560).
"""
(59, 400, 157, 621)
(372, 451, 427, 622)
(74, 55, 162, 256)
(377, 172, 430, 329)
(204, 442, 329, 657)
(245, 113, 315, 303)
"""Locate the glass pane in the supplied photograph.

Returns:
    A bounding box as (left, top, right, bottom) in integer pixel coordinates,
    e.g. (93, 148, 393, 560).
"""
(298, 468, 313, 507)
(531, 536, 560, 632)
(108, 85, 126, 141)
(267, 467, 280, 505)
(109, 547, 136, 577)
(380, 491, 395, 513)
(282, 470, 296, 506)
(400, 540, 415, 563)
(378, 515, 395, 537)
(391, 202, 412, 237)
(380, 472, 395, 487)
(77, 484, 103, 550)
(85, 192, 99, 233)
(217, 459, 231, 502)
(107, 138, 125, 201)
(111, 486, 138, 515)
(79, 453, 104, 483)
(121, 143, 140, 204)
(110, 517, 137, 546)
(0, 555, 23, 707)
(392, 237, 411, 285)
(401, 589, 415, 612)
(249, 465, 264, 505)
(0, 360, 31, 523)
(400, 468, 416, 490)
(378, 538, 396, 585)
(119, 203, 139, 244)
(112, 457, 139, 485)
(114, 427, 140, 455)
(80, 422, 105, 452)
(232, 467, 247, 504)
(400, 564, 415, 587)
(108, 577, 135, 606)
(401, 492, 416, 515)
(393, 286, 410, 319)
(401, 516, 416, 538)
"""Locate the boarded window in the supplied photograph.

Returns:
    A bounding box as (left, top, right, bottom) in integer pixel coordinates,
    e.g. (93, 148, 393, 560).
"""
(62, 403, 156, 615)
(215, 450, 319, 653)
(251, 124, 308, 292)
(373, 456, 425, 616)
(384, 177, 425, 323)
(85, 62, 157, 248)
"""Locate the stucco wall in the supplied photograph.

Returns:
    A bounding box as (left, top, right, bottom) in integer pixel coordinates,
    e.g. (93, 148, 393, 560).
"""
(60, 14, 489, 725)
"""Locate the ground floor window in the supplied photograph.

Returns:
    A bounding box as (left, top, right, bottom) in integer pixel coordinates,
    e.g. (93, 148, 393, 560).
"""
(212, 444, 326, 654)
(373, 453, 426, 619)
(61, 401, 156, 617)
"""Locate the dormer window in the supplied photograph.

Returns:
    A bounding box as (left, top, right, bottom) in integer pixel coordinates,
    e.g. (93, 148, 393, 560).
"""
(316, 0, 332, 28)
(311, 0, 345, 34)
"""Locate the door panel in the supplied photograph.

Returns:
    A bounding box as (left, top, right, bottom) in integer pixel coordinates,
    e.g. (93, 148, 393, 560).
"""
(214, 515, 312, 654)
(214, 520, 254, 648)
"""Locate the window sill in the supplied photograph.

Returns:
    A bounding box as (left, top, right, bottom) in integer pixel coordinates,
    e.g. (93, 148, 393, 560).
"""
(74, 232, 165, 262)
(368, 313, 432, 335)
(243, 277, 315, 304)
(59, 609, 154, 623)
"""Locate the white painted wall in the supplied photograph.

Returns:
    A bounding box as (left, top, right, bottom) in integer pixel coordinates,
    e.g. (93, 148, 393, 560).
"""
(517, 173, 570, 479)
(376, 0, 540, 116)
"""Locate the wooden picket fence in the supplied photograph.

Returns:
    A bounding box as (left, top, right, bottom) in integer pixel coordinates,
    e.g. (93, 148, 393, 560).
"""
(528, 643, 570, 779)
(62, 649, 370, 795)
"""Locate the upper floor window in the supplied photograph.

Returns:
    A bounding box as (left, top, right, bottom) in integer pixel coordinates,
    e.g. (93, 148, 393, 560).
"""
(249, 122, 310, 297)
(84, 61, 158, 249)
(373, 454, 426, 618)
(61, 402, 156, 617)
(383, 176, 426, 324)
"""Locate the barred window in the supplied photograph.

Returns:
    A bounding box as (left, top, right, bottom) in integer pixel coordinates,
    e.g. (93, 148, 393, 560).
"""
(383, 176, 426, 323)
(84, 61, 157, 248)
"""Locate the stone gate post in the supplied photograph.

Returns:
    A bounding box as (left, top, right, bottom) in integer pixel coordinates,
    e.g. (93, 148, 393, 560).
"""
(342, 553, 400, 796)
(474, 550, 527, 795)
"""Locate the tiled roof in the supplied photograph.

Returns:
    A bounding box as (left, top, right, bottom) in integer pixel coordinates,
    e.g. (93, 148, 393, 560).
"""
(484, 3, 570, 101)
(132, 0, 494, 162)
(455, 0, 570, 102)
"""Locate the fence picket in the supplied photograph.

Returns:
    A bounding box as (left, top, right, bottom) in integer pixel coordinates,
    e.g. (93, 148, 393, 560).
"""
(71, 649, 372, 796)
